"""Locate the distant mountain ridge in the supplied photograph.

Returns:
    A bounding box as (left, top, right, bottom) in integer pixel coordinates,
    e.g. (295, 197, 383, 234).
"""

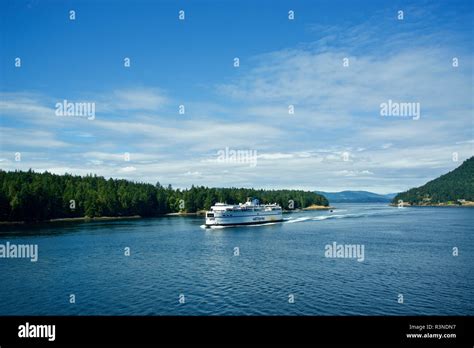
(393, 157, 474, 206)
(315, 191, 397, 203)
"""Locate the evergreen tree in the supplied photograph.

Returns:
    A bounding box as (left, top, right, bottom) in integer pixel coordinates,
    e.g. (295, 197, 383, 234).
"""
(0, 169, 329, 222)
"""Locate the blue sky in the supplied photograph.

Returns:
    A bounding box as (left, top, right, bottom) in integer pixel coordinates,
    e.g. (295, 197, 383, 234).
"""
(0, 0, 473, 193)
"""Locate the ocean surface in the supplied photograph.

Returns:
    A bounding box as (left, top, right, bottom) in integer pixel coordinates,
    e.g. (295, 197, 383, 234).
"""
(0, 203, 472, 315)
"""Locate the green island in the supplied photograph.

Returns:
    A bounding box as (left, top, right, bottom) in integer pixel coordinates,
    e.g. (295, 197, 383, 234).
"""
(392, 156, 474, 207)
(0, 170, 329, 223)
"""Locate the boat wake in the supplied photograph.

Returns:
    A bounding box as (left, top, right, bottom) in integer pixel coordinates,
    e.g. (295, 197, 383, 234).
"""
(284, 209, 400, 224)
(200, 209, 400, 229)
(284, 216, 313, 224)
(200, 224, 224, 229)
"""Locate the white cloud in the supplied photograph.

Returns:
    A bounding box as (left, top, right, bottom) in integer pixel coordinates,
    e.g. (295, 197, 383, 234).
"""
(107, 88, 168, 111)
(335, 170, 374, 177)
(0, 127, 70, 149)
(120, 166, 137, 173)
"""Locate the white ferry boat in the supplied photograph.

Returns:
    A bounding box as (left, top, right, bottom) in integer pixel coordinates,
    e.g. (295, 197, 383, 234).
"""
(205, 198, 283, 227)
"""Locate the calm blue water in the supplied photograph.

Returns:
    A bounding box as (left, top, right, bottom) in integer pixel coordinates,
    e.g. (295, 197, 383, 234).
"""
(0, 203, 472, 315)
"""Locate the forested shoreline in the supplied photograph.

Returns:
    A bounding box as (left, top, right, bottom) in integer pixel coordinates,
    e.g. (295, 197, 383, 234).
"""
(0, 170, 328, 222)
(392, 157, 474, 206)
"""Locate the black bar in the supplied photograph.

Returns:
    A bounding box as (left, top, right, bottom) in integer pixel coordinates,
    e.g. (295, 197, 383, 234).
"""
(0, 316, 472, 346)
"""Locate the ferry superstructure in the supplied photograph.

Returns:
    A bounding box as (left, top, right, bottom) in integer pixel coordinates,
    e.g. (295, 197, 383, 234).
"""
(205, 198, 283, 227)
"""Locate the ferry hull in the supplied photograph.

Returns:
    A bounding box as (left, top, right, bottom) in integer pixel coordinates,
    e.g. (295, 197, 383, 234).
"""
(205, 213, 283, 227)
(205, 219, 284, 227)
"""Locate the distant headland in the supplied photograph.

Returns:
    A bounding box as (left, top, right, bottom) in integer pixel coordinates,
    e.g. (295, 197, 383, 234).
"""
(392, 157, 474, 207)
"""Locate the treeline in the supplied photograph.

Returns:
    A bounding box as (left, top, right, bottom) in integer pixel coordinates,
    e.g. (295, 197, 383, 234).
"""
(0, 170, 328, 222)
(393, 156, 474, 205)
